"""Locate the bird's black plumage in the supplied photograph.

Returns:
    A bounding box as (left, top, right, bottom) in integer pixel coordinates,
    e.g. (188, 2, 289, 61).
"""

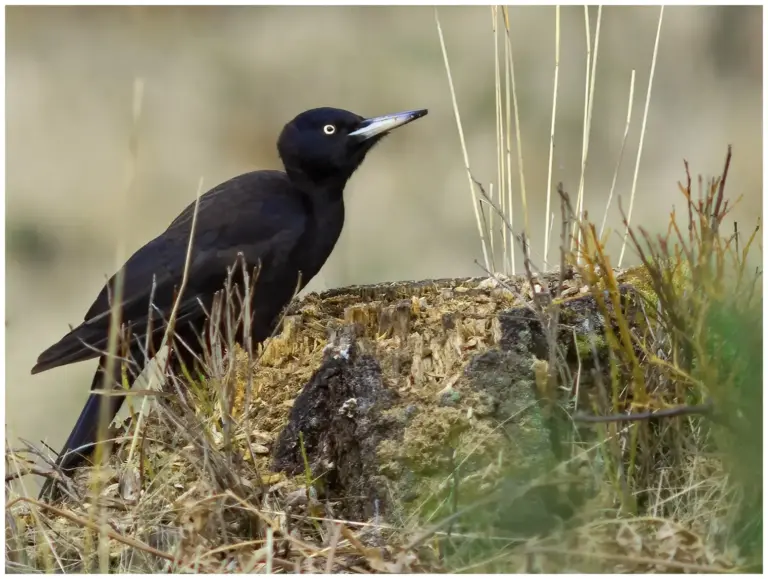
(33, 106, 427, 498)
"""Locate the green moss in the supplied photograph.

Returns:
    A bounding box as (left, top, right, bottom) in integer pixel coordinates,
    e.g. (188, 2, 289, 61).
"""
(619, 261, 694, 310)
(381, 407, 470, 475)
(574, 331, 607, 360)
(619, 265, 660, 308)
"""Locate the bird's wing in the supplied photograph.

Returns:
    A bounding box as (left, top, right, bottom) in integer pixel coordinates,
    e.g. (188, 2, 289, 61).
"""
(84, 171, 298, 321)
(32, 171, 305, 373)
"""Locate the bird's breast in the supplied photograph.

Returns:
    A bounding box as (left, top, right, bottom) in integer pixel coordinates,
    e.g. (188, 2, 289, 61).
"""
(295, 204, 345, 285)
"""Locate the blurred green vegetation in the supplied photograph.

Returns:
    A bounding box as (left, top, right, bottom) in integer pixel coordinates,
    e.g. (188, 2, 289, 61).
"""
(416, 151, 762, 572)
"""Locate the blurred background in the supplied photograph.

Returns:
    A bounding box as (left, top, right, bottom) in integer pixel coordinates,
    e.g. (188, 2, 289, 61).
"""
(6, 6, 762, 475)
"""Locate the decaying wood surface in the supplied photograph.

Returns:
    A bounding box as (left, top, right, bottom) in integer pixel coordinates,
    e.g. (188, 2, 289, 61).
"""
(263, 269, 642, 523)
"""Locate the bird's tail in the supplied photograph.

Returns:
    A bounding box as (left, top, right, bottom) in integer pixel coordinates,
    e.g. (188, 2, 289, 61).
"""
(31, 322, 108, 375)
(38, 354, 137, 500)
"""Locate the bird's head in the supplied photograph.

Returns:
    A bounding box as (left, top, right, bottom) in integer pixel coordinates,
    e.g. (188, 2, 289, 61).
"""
(278, 107, 428, 187)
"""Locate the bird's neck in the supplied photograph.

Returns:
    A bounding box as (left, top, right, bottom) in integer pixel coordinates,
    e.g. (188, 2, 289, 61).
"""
(287, 169, 350, 209)
(294, 179, 346, 285)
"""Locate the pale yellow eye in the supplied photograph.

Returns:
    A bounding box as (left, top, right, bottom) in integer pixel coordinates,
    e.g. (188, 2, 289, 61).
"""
(323, 124, 336, 135)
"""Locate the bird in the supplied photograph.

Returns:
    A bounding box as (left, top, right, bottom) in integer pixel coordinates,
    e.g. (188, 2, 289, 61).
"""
(32, 106, 428, 498)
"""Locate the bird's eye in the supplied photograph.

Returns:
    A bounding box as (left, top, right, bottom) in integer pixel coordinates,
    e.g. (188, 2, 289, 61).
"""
(323, 124, 336, 135)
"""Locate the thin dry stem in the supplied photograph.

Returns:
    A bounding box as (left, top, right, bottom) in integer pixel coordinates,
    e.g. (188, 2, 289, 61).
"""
(503, 30, 515, 275)
(492, 6, 501, 266)
(543, 5, 561, 270)
(600, 69, 636, 240)
(125, 275, 160, 464)
(571, 6, 602, 260)
(91, 75, 145, 573)
(618, 5, 664, 267)
(435, 8, 491, 272)
(501, 7, 530, 262)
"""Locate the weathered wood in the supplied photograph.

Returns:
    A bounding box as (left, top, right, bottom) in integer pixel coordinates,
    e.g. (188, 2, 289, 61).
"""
(269, 271, 640, 525)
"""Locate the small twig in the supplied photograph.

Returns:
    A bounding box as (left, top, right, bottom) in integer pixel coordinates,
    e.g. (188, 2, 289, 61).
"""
(473, 172, 514, 235)
(574, 401, 713, 423)
(712, 145, 732, 234)
(5, 466, 63, 484)
(517, 231, 544, 312)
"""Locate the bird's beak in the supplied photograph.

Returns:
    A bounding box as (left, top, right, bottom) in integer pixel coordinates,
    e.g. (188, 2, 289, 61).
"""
(348, 109, 428, 141)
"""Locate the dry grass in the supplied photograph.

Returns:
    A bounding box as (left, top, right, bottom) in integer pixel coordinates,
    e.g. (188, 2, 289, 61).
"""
(6, 154, 758, 571)
(6, 8, 761, 574)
